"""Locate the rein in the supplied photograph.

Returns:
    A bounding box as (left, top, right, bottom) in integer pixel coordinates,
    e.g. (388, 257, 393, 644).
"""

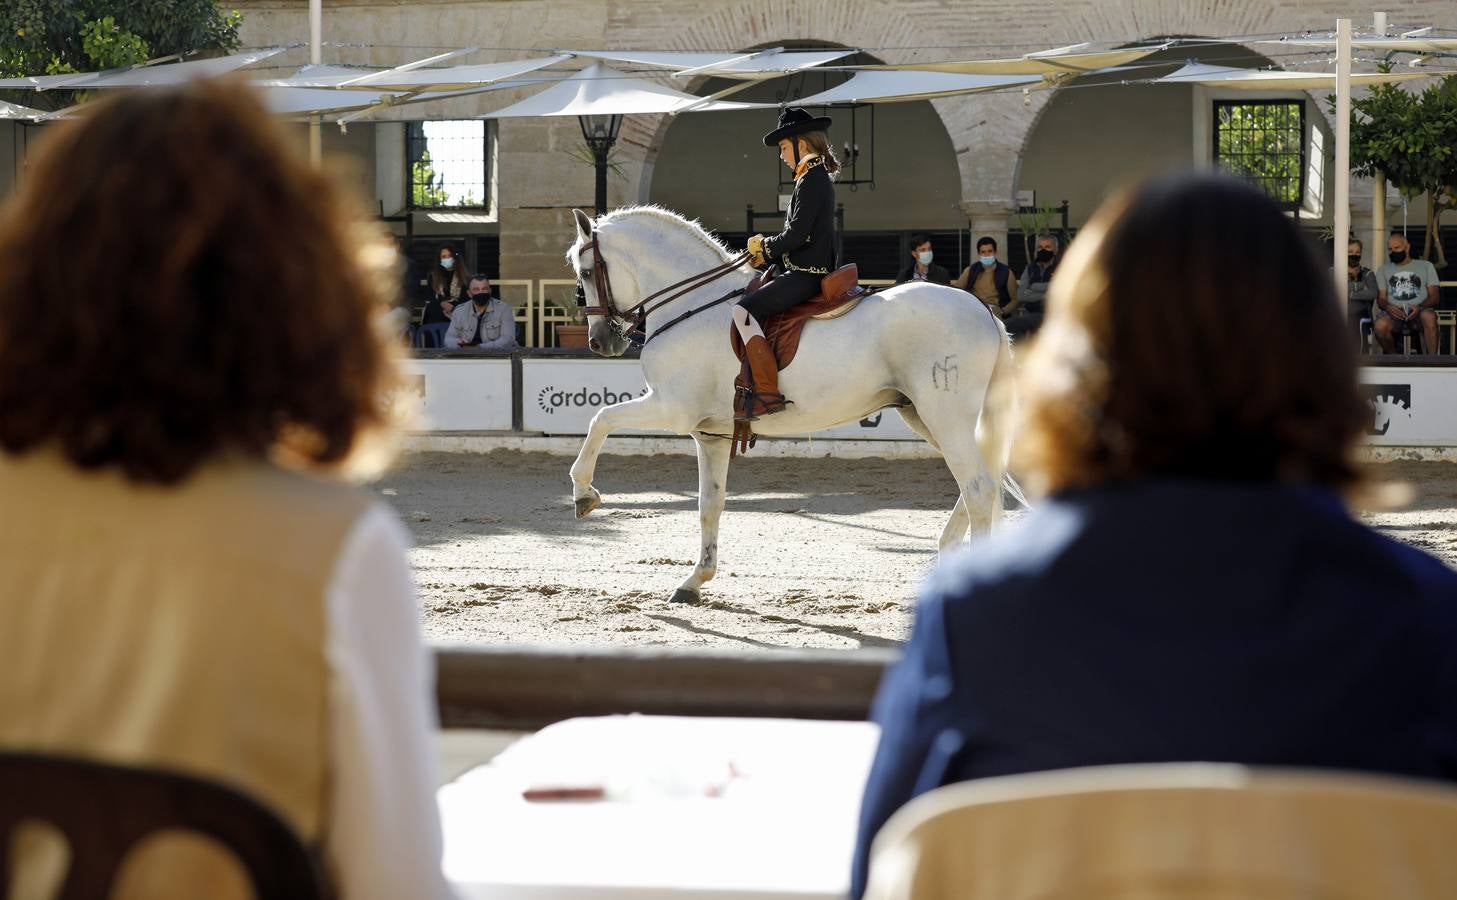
(645, 287, 745, 344)
(579, 230, 753, 341)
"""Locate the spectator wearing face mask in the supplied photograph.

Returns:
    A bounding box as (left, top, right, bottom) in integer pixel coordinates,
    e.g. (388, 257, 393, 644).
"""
(1340, 238, 1379, 349)
(1374, 232, 1440, 354)
(952, 236, 1017, 319)
(896, 233, 950, 285)
(422, 243, 468, 326)
(446, 275, 517, 351)
(1008, 232, 1060, 336)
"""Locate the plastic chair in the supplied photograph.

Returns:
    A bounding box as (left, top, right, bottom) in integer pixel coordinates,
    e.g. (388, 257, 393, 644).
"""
(864, 763, 1457, 900)
(0, 752, 328, 900)
(414, 322, 450, 349)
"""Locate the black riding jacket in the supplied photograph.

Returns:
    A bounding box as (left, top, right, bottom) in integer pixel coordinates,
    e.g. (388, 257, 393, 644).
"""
(762, 156, 837, 275)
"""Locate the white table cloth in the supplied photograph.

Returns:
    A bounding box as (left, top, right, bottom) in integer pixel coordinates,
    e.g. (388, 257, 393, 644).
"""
(440, 715, 881, 899)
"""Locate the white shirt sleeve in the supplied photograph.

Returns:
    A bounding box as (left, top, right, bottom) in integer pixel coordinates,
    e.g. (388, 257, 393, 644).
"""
(324, 503, 458, 900)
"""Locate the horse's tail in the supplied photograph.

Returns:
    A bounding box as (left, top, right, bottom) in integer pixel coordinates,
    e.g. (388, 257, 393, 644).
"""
(976, 322, 1029, 509)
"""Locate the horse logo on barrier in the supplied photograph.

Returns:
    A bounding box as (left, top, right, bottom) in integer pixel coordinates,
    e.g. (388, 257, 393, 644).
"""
(1362, 383, 1413, 437)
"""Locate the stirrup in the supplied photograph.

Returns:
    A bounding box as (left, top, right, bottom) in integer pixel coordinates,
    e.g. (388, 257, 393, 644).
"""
(735, 385, 790, 422)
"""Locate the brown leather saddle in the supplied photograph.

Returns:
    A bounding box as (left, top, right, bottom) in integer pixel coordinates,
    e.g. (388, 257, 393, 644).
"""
(729, 263, 866, 370)
(727, 264, 868, 456)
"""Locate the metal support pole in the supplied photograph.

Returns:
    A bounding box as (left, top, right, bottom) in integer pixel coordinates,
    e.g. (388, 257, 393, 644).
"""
(594, 147, 609, 216)
(308, 0, 323, 167)
(1333, 18, 1352, 307)
(1371, 13, 1388, 261)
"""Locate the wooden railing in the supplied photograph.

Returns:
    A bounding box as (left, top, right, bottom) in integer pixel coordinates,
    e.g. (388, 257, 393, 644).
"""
(433, 644, 896, 731)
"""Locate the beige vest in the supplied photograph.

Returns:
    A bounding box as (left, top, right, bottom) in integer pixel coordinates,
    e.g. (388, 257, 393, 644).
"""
(0, 450, 370, 899)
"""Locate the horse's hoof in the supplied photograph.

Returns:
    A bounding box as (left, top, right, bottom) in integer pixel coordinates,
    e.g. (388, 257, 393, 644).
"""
(574, 491, 601, 519)
(669, 588, 701, 605)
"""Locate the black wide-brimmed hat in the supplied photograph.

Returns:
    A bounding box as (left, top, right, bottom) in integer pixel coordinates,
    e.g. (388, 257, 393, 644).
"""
(762, 106, 833, 146)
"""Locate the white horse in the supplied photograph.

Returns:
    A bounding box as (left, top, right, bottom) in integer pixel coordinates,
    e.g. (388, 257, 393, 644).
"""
(567, 206, 1014, 604)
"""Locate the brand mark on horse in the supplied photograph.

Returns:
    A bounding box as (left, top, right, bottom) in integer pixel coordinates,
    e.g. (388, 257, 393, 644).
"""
(932, 355, 959, 392)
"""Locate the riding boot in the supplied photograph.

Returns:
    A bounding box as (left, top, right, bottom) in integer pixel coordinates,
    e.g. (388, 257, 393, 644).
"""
(736, 335, 789, 421)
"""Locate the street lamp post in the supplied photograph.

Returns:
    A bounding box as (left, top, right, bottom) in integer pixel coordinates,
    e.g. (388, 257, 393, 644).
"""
(578, 113, 623, 216)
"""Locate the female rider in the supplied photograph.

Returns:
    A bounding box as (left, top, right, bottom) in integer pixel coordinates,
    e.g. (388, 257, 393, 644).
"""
(735, 107, 841, 420)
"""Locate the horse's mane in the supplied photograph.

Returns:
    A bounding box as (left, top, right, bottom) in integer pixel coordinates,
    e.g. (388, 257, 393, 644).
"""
(595, 205, 734, 263)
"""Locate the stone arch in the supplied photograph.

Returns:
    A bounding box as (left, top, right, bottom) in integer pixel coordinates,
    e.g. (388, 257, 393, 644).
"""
(600, 0, 978, 211)
(1011, 38, 1341, 229)
(633, 39, 967, 240)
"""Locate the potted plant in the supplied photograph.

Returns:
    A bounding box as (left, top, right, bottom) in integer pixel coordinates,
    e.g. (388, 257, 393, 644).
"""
(556, 305, 590, 349)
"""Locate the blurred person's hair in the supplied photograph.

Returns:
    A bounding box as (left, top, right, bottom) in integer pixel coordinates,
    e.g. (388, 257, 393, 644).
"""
(909, 233, 932, 250)
(1017, 173, 1368, 496)
(0, 80, 402, 485)
(977, 236, 997, 252)
(1035, 232, 1061, 251)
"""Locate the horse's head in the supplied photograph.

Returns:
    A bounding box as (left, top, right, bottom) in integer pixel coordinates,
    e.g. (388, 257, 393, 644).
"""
(570, 209, 634, 358)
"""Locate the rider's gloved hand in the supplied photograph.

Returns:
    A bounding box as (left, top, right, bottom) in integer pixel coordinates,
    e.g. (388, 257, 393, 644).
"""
(746, 234, 766, 268)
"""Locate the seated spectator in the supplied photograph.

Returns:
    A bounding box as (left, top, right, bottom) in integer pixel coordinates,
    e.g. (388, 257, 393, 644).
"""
(0, 82, 455, 900)
(1374, 232, 1440, 354)
(447, 275, 518, 351)
(951, 236, 1017, 319)
(896, 233, 950, 285)
(850, 174, 1457, 899)
(1343, 237, 1379, 349)
(423, 242, 468, 326)
(1008, 232, 1060, 336)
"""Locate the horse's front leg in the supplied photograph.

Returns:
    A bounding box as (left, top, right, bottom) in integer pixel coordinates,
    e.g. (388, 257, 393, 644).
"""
(670, 433, 732, 604)
(570, 393, 666, 518)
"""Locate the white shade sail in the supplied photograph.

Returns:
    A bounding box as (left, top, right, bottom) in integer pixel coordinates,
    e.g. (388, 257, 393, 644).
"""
(265, 84, 522, 117)
(852, 44, 1165, 76)
(0, 71, 105, 90)
(481, 62, 767, 118)
(334, 55, 572, 91)
(260, 86, 398, 114)
(1258, 37, 1457, 54)
(570, 48, 853, 79)
(0, 47, 285, 90)
(0, 100, 48, 120)
(1156, 61, 1435, 89)
(257, 64, 381, 88)
(791, 70, 1041, 105)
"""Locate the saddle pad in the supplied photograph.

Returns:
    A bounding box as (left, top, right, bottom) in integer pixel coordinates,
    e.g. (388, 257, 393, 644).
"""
(730, 276, 865, 371)
(811, 295, 862, 321)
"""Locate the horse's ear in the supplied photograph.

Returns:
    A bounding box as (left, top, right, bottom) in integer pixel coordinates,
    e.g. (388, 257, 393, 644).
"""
(572, 208, 594, 243)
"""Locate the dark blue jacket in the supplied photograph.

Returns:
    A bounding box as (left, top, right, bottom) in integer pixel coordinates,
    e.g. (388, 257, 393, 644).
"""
(851, 479, 1457, 898)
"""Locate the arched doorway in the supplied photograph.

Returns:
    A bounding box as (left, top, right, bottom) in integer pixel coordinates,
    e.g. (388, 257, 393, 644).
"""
(647, 48, 968, 279)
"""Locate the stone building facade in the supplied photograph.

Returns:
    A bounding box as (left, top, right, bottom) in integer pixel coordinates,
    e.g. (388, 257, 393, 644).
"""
(3, 0, 1448, 287)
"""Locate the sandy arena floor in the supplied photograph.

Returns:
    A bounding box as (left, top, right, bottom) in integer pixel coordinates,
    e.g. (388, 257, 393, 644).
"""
(377, 451, 1457, 650)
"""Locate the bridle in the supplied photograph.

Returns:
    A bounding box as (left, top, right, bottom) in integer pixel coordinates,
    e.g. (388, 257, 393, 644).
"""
(577, 230, 753, 344)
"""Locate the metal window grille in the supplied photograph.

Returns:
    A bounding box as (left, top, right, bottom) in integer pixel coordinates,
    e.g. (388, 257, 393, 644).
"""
(1213, 100, 1306, 210)
(407, 120, 489, 209)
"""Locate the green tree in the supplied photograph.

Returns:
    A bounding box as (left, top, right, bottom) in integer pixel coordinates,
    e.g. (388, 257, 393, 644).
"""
(1346, 74, 1457, 267)
(0, 0, 241, 109)
(411, 150, 451, 207)
(1215, 102, 1306, 207)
